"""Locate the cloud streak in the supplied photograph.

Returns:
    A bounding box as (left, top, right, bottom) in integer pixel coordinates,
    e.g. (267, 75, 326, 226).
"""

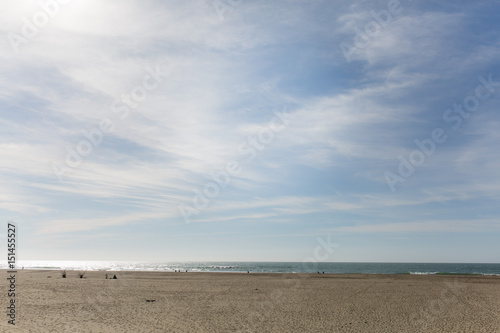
(1, 0, 499, 261)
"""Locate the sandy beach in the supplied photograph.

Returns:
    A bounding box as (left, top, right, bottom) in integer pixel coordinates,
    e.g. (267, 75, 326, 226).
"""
(1, 270, 499, 332)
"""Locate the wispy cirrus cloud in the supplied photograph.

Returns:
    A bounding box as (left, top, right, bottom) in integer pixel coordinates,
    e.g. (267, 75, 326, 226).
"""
(0, 0, 499, 261)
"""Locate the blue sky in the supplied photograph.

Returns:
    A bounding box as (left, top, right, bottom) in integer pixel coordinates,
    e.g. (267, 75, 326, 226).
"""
(1, 0, 499, 262)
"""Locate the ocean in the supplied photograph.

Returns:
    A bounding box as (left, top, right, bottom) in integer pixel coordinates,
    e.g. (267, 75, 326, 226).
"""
(5, 261, 500, 275)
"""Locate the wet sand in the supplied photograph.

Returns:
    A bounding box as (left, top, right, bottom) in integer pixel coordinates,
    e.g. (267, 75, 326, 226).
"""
(1, 270, 499, 332)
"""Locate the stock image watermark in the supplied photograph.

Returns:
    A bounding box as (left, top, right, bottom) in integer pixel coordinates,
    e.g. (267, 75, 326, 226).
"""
(236, 234, 339, 332)
(409, 278, 467, 330)
(340, 0, 410, 63)
(208, 0, 243, 21)
(178, 106, 296, 224)
(385, 74, 500, 192)
(6, 221, 18, 325)
(302, 234, 340, 271)
(52, 64, 166, 182)
(7, 0, 72, 54)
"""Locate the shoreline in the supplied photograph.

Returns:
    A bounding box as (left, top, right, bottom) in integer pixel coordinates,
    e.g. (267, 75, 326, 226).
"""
(3, 268, 500, 277)
(6, 261, 499, 277)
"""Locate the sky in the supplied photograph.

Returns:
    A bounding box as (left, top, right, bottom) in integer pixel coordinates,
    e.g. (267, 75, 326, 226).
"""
(0, 0, 499, 263)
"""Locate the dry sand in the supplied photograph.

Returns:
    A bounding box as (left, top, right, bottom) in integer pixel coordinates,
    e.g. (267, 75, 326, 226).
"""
(1, 270, 499, 332)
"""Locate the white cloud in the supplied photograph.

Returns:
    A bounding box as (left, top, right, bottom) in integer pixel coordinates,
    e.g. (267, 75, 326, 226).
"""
(332, 218, 500, 233)
(0, 0, 499, 261)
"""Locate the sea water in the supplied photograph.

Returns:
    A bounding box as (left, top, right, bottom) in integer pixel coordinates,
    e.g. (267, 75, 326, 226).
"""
(5, 261, 500, 275)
